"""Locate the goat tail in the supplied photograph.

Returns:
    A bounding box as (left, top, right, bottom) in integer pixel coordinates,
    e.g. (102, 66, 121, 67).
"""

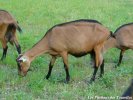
(107, 31, 115, 40)
(110, 31, 115, 38)
(17, 25, 22, 33)
(14, 21, 22, 33)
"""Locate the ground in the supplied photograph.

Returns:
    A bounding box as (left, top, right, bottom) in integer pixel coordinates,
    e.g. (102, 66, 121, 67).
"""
(0, 0, 133, 99)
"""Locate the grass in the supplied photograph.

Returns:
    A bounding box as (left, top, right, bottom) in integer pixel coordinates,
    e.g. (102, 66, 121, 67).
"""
(0, 0, 133, 99)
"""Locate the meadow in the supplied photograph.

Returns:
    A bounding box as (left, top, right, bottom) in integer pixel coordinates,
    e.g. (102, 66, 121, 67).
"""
(0, 0, 133, 99)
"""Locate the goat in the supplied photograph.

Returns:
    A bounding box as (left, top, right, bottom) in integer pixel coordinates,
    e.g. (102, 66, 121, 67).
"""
(104, 23, 133, 66)
(16, 19, 110, 83)
(0, 10, 22, 60)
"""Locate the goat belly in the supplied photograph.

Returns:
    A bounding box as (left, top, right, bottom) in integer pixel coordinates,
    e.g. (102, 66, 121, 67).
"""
(70, 52, 89, 57)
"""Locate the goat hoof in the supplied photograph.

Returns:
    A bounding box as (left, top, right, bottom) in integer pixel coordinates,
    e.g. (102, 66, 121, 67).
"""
(64, 77, 70, 84)
(114, 65, 118, 68)
(64, 80, 69, 84)
(45, 75, 49, 80)
(88, 80, 94, 84)
(64, 78, 70, 84)
(88, 78, 95, 84)
(98, 75, 103, 79)
(0, 58, 4, 61)
(85, 80, 94, 85)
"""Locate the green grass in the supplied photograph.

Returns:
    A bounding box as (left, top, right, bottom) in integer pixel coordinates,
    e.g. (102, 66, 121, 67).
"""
(0, 0, 133, 99)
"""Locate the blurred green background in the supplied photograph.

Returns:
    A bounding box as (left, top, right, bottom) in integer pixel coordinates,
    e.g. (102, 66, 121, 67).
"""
(0, 0, 133, 99)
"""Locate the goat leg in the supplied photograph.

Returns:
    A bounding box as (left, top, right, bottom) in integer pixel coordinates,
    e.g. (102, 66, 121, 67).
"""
(61, 52, 70, 83)
(117, 50, 125, 67)
(16, 44, 21, 54)
(64, 64, 70, 83)
(89, 67, 98, 83)
(1, 46, 8, 60)
(90, 51, 95, 68)
(100, 60, 104, 78)
(14, 43, 21, 54)
(46, 56, 56, 79)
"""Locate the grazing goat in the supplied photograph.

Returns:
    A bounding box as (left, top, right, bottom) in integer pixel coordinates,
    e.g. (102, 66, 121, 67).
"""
(16, 19, 110, 83)
(104, 23, 133, 66)
(0, 10, 22, 60)
(121, 79, 133, 100)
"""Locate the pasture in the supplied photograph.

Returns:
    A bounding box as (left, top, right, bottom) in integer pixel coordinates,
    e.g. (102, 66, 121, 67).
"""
(0, 0, 133, 99)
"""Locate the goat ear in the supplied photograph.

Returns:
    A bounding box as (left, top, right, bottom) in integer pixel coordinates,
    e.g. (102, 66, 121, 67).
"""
(17, 59, 23, 63)
(16, 57, 27, 63)
(16, 54, 25, 62)
(19, 57, 27, 62)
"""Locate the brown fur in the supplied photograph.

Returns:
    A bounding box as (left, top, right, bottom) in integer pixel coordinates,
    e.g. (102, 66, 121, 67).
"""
(104, 23, 133, 66)
(0, 10, 22, 60)
(17, 19, 110, 83)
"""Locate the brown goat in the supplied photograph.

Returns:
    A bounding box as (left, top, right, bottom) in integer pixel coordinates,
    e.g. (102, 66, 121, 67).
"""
(0, 10, 22, 60)
(104, 23, 133, 66)
(16, 19, 110, 83)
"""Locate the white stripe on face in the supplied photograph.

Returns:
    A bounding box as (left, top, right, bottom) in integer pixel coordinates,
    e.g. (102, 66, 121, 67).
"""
(19, 56, 27, 62)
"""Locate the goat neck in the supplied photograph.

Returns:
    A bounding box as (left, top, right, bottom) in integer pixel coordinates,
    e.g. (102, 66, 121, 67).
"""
(23, 37, 49, 62)
(103, 36, 117, 52)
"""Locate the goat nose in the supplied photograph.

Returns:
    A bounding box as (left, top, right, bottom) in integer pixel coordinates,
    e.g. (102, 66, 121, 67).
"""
(18, 71, 27, 77)
(23, 71, 27, 76)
